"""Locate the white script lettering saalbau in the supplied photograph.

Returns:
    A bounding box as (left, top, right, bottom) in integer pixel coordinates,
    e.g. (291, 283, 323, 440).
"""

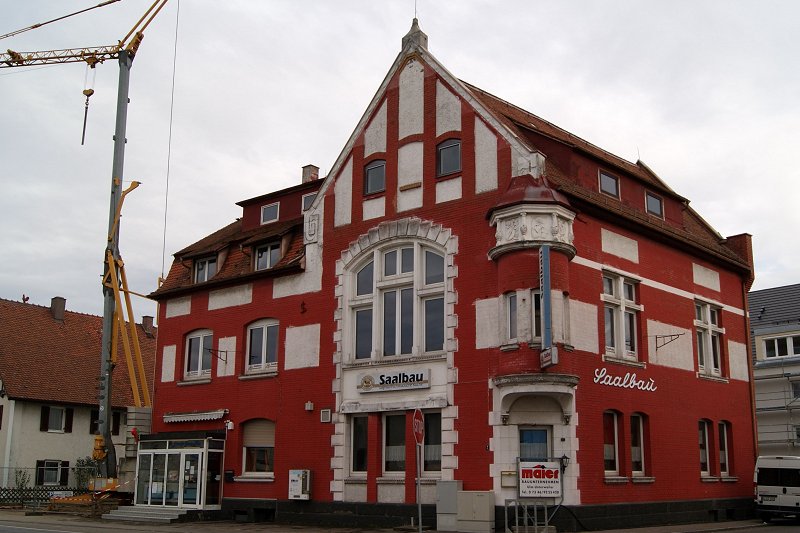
(593, 367, 657, 392)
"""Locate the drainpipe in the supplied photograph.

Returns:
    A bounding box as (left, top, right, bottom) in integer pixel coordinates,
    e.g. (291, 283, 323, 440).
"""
(2, 400, 15, 487)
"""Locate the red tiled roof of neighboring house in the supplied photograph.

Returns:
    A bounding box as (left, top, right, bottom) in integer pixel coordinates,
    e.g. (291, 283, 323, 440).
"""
(0, 298, 156, 408)
(150, 217, 306, 299)
(465, 81, 750, 272)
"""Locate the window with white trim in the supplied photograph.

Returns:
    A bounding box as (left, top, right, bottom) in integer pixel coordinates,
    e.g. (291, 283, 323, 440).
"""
(364, 160, 386, 195)
(718, 421, 730, 476)
(246, 320, 278, 374)
(424, 412, 442, 472)
(506, 292, 517, 343)
(255, 242, 281, 271)
(699, 420, 710, 475)
(241, 419, 274, 477)
(351, 415, 368, 474)
(695, 301, 723, 376)
(40, 406, 73, 433)
(520, 427, 551, 461)
(436, 139, 461, 177)
(599, 171, 619, 198)
(504, 290, 542, 345)
(185, 329, 213, 378)
(194, 256, 217, 283)
(302, 192, 317, 212)
(645, 191, 663, 218)
(384, 413, 405, 473)
(602, 273, 641, 360)
(631, 413, 645, 476)
(603, 411, 619, 475)
(35, 460, 68, 486)
(764, 335, 800, 358)
(261, 202, 279, 224)
(349, 243, 445, 361)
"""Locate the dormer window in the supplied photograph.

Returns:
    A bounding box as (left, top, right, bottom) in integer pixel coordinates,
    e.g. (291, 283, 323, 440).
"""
(261, 202, 279, 224)
(256, 242, 281, 271)
(437, 139, 461, 177)
(302, 192, 317, 212)
(645, 191, 664, 218)
(599, 171, 619, 198)
(364, 160, 386, 195)
(194, 256, 217, 283)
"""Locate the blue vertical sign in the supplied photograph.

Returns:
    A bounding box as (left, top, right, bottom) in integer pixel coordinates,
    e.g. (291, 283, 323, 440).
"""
(539, 245, 558, 367)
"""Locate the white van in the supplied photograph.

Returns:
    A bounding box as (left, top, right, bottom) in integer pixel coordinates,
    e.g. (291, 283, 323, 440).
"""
(754, 455, 800, 521)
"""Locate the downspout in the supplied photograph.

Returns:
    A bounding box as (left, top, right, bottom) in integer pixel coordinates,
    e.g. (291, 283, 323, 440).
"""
(2, 400, 15, 487)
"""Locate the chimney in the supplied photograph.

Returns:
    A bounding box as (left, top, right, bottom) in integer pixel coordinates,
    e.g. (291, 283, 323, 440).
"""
(141, 315, 155, 338)
(302, 164, 319, 183)
(51, 296, 66, 321)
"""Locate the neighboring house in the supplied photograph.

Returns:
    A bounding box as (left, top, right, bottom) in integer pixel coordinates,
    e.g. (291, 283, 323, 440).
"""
(0, 296, 156, 492)
(145, 21, 756, 530)
(750, 284, 800, 455)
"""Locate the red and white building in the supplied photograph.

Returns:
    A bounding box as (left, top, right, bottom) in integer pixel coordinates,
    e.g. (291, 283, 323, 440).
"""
(144, 21, 756, 529)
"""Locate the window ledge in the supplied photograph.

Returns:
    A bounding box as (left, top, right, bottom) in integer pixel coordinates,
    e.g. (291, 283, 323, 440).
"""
(697, 373, 729, 384)
(700, 475, 719, 483)
(720, 476, 738, 483)
(239, 371, 278, 381)
(603, 476, 629, 485)
(377, 476, 405, 484)
(436, 171, 461, 181)
(631, 476, 655, 484)
(363, 191, 385, 199)
(602, 354, 645, 369)
(178, 378, 211, 386)
(501, 342, 519, 352)
(233, 475, 275, 483)
(344, 477, 368, 484)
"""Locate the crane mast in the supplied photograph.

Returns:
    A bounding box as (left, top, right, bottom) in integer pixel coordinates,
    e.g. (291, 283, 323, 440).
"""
(1, 0, 169, 480)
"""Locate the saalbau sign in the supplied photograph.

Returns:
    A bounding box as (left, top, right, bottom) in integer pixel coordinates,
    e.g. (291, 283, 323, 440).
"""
(593, 367, 657, 392)
(358, 368, 430, 393)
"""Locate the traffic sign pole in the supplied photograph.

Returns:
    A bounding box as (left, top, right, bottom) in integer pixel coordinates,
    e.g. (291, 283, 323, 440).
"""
(413, 409, 424, 533)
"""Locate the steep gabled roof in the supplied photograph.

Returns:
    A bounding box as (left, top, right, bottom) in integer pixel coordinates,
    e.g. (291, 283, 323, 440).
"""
(749, 284, 800, 331)
(0, 298, 156, 408)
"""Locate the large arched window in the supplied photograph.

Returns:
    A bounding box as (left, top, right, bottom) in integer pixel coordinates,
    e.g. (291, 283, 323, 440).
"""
(349, 242, 445, 361)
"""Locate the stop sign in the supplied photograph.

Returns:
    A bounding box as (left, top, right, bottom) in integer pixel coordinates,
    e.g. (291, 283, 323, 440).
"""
(412, 409, 425, 444)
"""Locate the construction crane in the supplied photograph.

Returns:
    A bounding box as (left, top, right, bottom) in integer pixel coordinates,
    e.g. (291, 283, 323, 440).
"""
(1, 0, 169, 481)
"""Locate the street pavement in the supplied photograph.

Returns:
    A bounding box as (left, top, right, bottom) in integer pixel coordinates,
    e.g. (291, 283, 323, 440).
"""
(0, 508, 769, 533)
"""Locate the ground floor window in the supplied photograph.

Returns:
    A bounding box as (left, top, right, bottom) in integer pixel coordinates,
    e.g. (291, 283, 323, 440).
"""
(719, 421, 730, 476)
(384, 414, 405, 472)
(630, 413, 644, 475)
(242, 419, 275, 476)
(36, 460, 68, 486)
(424, 412, 442, 472)
(519, 427, 550, 461)
(352, 415, 368, 473)
(603, 411, 619, 475)
(699, 420, 710, 475)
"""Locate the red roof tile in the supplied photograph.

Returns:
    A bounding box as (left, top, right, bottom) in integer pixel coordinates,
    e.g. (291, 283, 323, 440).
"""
(0, 298, 156, 408)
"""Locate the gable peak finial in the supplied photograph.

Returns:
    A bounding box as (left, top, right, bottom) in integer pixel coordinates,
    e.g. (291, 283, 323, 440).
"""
(402, 17, 428, 51)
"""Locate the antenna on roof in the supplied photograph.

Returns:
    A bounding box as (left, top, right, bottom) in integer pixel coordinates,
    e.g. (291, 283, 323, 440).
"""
(415, 0, 418, 18)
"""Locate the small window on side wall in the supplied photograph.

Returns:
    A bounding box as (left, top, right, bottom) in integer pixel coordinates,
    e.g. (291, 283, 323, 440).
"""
(645, 192, 663, 218)
(437, 139, 461, 177)
(364, 160, 386, 195)
(261, 202, 279, 224)
(302, 192, 317, 212)
(599, 171, 619, 198)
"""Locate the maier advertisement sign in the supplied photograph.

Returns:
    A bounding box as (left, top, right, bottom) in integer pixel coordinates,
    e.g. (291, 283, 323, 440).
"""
(518, 462, 561, 498)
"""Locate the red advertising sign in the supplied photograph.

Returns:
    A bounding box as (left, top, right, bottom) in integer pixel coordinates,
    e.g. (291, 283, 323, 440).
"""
(412, 409, 425, 445)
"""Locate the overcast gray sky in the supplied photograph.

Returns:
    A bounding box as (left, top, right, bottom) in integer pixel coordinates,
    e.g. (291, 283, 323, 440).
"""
(2, 1, 798, 321)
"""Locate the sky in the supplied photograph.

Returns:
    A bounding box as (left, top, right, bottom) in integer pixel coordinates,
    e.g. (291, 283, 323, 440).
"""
(1, 0, 798, 322)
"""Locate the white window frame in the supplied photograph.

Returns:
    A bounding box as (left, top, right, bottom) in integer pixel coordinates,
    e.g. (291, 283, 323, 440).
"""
(695, 301, 724, 376)
(255, 242, 281, 271)
(41, 460, 61, 485)
(519, 426, 552, 462)
(383, 413, 406, 475)
(348, 242, 446, 362)
(699, 420, 710, 476)
(194, 256, 217, 283)
(260, 202, 279, 224)
(631, 413, 645, 476)
(599, 170, 620, 198)
(241, 419, 275, 478)
(718, 421, 729, 476)
(245, 319, 279, 374)
(47, 407, 65, 433)
(185, 329, 213, 379)
(602, 273, 642, 361)
(436, 138, 461, 177)
(364, 160, 386, 195)
(506, 292, 518, 344)
(603, 411, 619, 476)
(764, 334, 800, 358)
(302, 192, 317, 212)
(645, 191, 664, 218)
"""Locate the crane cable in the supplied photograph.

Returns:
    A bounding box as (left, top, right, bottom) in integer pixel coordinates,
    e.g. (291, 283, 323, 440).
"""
(160, 0, 180, 284)
(0, 0, 121, 41)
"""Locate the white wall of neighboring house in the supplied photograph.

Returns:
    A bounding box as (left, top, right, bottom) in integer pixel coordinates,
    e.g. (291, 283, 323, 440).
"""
(0, 399, 130, 488)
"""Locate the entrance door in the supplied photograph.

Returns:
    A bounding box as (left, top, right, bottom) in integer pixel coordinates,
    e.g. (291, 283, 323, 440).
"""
(180, 453, 201, 507)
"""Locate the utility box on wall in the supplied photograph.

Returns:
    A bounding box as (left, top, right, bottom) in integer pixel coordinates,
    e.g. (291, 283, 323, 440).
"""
(457, 491, 495, 533)
(436, 480, 463, 531)
(288, 469, 311, 500)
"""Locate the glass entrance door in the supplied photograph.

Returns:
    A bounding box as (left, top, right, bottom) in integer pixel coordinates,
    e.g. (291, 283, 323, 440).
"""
(180, 453, 201, 507)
